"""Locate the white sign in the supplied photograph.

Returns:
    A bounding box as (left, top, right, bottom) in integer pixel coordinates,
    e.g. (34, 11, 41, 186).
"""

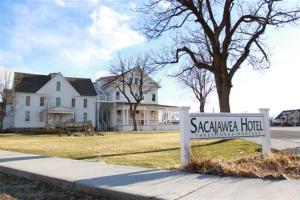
(180, 107, 271, 168)
(189, 113, 265, 139)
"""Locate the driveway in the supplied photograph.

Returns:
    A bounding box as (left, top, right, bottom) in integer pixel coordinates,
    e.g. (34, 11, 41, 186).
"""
(245, 127, 300, 152)
(271, 127, 300, 140)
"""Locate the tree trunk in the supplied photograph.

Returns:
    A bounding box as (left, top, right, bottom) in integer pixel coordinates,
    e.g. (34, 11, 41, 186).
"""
(0, 117, 3, 130)
(199, 102, 205, 112)
(215, 69, 231, 113)
(132, 111, 137, 131)
(132, 105, 138, 131)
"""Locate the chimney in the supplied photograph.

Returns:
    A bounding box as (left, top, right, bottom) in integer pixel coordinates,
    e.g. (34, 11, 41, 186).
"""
(49, 73, 59, 79)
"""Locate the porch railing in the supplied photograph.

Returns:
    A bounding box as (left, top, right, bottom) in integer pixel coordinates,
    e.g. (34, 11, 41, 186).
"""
(97, 94, 113, 102)
(115, 120, 180, 126)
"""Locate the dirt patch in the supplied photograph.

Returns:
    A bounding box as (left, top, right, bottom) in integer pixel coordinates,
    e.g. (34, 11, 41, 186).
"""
(0, 172, 107, 200)
(185, 152, 300, 180)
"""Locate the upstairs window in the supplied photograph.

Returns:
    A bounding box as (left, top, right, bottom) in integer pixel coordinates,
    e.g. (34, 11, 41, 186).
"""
(84, 98, 87, 108)
(116, 91, 120, 100)
(56, 81, 61, 91)
(128, 78, 133, 84)
(40, 97, 45, 107)
(71, 98, 75, 108)
(26, 96, 30, 106)
(134, 78, 139, 85)
(56, 97, 61, 107)
(152, 94, 156, 102)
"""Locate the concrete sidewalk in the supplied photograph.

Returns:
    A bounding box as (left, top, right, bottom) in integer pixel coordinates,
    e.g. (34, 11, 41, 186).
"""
(0, 150, 299, 200)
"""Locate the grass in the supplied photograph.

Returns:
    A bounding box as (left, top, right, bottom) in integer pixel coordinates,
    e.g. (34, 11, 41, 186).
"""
(0, 132, 261, 169)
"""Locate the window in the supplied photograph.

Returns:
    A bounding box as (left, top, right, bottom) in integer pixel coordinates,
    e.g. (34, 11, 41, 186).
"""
(83, 113, 87, 122)
(116, 91, 120, 100)
(134, 78, 139, 85)
(83, 98, 87, 108)
(71, 98, 75, 108)
(39, 112, 44, 122)
(40, 97, 45, 107)
(54, 114, 61, 122)
(56, 81, 61, 91)
(25, 111, 30, 122)
(134, 93, 139, 98)
(26, 96, 30, 106)
(151, 111, 155, 120)
(152, 94, 156, 102)
(56, 97, 61, 107)
(107, 111, 111, 122)
(117, 110, 121, 122)
(128, 78, 133, 84)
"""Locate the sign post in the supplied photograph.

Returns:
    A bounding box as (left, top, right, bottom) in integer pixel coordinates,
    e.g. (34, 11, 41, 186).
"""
(259, 108, 271, 154)
(180, 106, 191, 167)
(180, 108, 271, 168)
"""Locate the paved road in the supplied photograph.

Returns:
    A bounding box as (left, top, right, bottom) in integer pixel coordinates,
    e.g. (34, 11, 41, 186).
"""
(246, 127, 300, 151)
(271, 127, 300, 140)
(0, 150, 299, 200)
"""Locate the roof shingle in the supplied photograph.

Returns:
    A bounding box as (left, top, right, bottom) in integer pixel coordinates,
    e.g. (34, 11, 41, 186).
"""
(14, 72, 96, 96)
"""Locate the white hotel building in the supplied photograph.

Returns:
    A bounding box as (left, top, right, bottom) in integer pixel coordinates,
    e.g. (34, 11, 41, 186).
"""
(3, 72, 179, 131)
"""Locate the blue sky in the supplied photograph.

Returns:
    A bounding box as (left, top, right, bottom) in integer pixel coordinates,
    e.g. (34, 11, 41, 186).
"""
(1, 0, 300, 117)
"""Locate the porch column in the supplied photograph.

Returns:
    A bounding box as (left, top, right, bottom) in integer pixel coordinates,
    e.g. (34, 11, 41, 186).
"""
(111, 103, 117, 127)
(125, 109, 128, 125)
(122, 108, 126, 126)
(144, 109, 147, 125)
(98, 103, 100, 130)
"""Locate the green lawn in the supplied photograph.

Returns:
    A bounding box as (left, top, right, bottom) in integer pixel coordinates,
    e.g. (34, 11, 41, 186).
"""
(0, 132, 261, 169)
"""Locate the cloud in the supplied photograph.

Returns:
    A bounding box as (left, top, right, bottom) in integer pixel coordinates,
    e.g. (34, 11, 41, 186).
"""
(54, 0, 66, 7)
(95, 70, 112, 78)
(88, 6, 145, 50)
(158, 0, 171, 9)
(60, 40, 113, 64)
(60, 5, 145, 67)
(1, 2, 145, 70)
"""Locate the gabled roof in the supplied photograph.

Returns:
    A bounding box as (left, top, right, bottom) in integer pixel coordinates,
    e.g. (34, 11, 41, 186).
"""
(96, 68, 161, 88)
(14, 72, 97, 96)
(97, 75, 120, 87)
(275, 109, 300, 119)
(14, 72, 51, 93)
(66, 77, 97, 96)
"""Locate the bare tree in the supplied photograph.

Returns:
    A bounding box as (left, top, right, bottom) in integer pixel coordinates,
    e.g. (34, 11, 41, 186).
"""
(110, 55, 158, 131)
(140, 0, 300, 112)
(0, 66, 13, 130)
(177, 66, 214, 112)
(43, 90, 56, 128)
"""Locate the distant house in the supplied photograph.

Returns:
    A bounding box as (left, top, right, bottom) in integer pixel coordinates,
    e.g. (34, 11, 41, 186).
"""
(275, 109, 300, 126)
(3, 72, 97, 130)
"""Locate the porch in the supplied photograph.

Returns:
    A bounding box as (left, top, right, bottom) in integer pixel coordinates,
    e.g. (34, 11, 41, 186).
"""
(43, 106, 75, 128)
(114, 103, 180, 131)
